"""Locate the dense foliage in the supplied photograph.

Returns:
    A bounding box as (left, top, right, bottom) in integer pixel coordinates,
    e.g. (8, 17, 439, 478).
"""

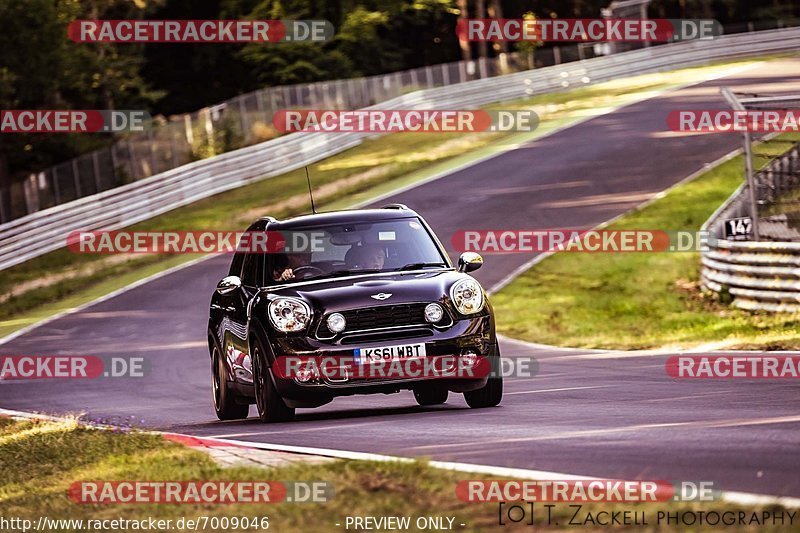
(0, 0, 796, 183)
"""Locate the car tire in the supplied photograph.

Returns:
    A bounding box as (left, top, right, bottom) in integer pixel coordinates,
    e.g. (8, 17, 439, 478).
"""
(251, 337, 296, 423)
(413, 385, 449, 406)
(211, 343, 250, 421)
(463, 348, 503, 408)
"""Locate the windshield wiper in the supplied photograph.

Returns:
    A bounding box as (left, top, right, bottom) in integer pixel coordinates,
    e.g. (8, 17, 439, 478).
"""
(397, 262, 447, 271)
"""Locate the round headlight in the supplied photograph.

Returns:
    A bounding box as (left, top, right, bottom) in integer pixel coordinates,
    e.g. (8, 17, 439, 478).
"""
(268, 297, 311, 332)
(326, 312, 346, 333)
(424, 303, 444, 323)
(450, 278, 485, 315)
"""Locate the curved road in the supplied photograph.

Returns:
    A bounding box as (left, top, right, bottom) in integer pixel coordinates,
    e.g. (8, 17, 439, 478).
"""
(2, 59, 799, 498)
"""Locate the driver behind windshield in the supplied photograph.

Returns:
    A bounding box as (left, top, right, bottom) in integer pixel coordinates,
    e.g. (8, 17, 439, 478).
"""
(271, 252, 310, 282)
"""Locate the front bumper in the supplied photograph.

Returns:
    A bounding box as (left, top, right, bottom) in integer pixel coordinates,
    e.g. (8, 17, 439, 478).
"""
(267, 315, 495, 408)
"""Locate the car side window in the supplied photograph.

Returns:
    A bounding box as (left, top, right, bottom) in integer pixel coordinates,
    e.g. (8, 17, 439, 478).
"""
(229, 252, 245, 277)
(241, 252, 264, 287)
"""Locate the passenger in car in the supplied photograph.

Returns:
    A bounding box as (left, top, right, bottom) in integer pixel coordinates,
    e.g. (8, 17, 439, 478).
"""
(350, 245, 386, 270)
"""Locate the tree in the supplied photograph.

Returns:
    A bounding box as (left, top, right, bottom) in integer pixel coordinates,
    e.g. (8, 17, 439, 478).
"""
(456, 0, 471, 60)
(488, 0, 507, 53)
(474, 0, 487, 58)
(515, 11, 542, 69)
(0, 0, 160, 183)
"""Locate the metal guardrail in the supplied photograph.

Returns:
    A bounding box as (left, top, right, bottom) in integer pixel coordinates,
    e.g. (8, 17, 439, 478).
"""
(3, 27, 800, 271)
(701, 143, 800, 312)
(0, 51, 559, 224)
(4, 41, 622, 224)
(700, 238, 800, 312)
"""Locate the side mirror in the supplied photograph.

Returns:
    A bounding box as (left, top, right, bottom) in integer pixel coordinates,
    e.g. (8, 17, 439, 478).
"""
(457, 252, 483, 273)
(216, 276, 242, 295)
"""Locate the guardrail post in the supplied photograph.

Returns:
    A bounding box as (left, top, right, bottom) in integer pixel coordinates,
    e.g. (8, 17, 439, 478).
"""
(109, 144, 120, 187)
(282, 86, 291, 108)
(169, 128, 180, 169)
(23, 174, 38, 214)
(238, 96, 249, 142)
(184, 114, 194, 147)
(126, 139, 138, 180)
(91, 151, 102, 193)
(52, 166, 61, 204)
(203, 110, 214, 157)
(148, 131, 158, 176)
(72, 159, 81, 197)
(269, 88, 279, 119)
(256, 89, 265, 118)
(722, 87, 761, 240)
(742, 130, 760, 240)
(478, 57, 488, 78)
(0, 186, 6, 223)
(342, 80, 350, 109)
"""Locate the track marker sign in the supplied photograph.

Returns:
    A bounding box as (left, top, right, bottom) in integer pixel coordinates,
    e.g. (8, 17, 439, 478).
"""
(723, 217, 752, 240)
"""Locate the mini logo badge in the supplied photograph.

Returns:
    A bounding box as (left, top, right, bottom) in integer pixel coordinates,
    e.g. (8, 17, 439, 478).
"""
(370, 293, 392, 300)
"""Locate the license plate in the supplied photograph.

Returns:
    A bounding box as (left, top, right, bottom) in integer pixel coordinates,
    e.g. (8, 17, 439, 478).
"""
(354, 343, 426, 364)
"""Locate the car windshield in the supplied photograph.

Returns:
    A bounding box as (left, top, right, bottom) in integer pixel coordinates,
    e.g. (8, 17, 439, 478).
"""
(266, 218, 449, 285)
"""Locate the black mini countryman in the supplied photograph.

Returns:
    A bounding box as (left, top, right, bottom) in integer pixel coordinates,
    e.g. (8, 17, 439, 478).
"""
(207, 204, 502, 422)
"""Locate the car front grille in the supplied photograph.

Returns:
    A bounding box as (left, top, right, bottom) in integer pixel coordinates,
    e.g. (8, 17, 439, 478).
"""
(316, 303, 450, 339)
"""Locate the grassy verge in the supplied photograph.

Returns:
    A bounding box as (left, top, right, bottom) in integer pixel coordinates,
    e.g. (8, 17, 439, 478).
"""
(1, 417, 794, 532)
(0, 59, 769, 339)
(492, 135, 800, 351)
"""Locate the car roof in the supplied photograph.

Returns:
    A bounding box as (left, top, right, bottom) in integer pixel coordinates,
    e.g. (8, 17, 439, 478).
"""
(260, 206, 420, 230)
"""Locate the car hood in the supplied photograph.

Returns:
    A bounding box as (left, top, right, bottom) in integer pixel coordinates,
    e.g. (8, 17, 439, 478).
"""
(265, 269, 474, 312)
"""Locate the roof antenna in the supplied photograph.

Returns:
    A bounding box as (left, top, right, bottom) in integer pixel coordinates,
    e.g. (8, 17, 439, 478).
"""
(304, 166, 317, 214)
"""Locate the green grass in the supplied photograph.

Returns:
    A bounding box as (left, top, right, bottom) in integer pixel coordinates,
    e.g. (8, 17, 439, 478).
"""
(0, 417, 794, 532)
(492, 136, 800, 351)
(0, 58, 771, 340)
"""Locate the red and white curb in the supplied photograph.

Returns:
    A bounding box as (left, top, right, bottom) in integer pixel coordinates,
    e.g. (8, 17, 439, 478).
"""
(2, 406, 799, 509)
(161, 431, 334, 468)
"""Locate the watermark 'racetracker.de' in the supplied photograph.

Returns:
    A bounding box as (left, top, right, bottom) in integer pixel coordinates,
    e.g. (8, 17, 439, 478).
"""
(68, 19, 334, 43)
(273, 109, 538, 133)
(666, 355, 800, 378)
(0, 355, 147, 380)
(0, 110, 149, 133)
(457, 18, 721, 43)
(452, 229, 711, 253)
(668, 109, 800, 132)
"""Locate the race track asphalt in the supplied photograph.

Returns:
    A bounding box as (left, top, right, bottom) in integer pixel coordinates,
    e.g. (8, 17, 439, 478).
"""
(2, 59, 799, 497)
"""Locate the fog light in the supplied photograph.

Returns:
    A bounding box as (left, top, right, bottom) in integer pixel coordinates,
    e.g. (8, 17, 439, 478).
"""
(327, 312, 346, 333)
(461, 350, 478, 367)
(424, 303, 444, 323)
(295, 366, 319, 383)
